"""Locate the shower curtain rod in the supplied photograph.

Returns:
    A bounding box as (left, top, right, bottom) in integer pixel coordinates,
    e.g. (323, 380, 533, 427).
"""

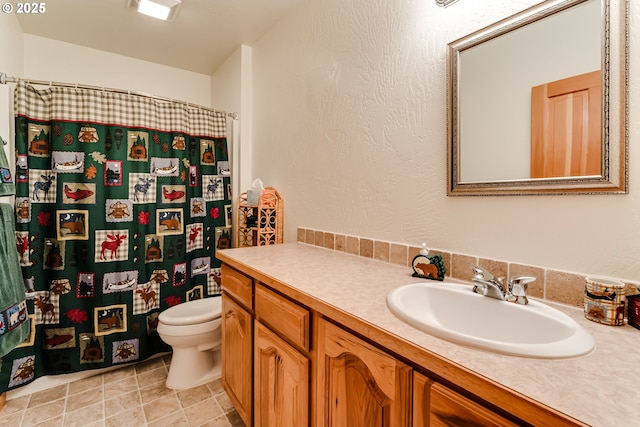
(0, 72, 238, 120)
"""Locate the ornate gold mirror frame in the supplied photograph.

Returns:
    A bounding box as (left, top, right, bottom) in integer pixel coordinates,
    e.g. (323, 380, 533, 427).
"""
(447, 0, 628, 196)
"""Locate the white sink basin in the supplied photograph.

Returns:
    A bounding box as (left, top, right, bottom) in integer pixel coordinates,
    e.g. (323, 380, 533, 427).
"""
(386, 282, 595, 359)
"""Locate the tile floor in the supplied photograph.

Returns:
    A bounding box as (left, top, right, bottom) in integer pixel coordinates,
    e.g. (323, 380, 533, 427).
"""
(0, 355, 245, 427)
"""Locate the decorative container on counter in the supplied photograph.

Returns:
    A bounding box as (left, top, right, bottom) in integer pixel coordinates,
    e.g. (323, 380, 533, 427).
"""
(584, 277, 626, 326)
(627, 294, 640, 330)
(411, 243, 446, 281)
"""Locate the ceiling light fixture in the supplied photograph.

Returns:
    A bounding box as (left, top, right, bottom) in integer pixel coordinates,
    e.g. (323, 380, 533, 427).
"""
(130, 0, 181, 21)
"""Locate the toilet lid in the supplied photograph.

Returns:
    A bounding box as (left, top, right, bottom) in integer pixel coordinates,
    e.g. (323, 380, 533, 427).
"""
(158, 296, 222, 325)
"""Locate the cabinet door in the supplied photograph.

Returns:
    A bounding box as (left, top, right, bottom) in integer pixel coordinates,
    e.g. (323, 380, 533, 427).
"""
(531, 70, 601, 178)
(429, 381, 520, 427)
(222, 293, 253, 427)
(254, 322, 309, 427)
(316, 319, 412, 427)
(413, 371, 433, 427)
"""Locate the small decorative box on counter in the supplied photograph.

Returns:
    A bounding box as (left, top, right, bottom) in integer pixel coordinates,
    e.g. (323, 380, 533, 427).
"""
(411, 243, 446, 281)
(584, 277, 626, 326)
(627, 294, 640, 330)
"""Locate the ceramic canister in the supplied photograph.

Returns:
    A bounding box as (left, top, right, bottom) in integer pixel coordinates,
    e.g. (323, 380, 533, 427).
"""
(584, 277, 626, 326)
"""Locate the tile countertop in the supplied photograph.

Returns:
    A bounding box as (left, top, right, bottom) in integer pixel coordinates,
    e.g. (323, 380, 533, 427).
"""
(217, 243, 640, 427)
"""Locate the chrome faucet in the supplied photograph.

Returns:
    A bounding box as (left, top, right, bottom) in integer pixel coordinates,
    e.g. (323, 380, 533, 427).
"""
(471, 266, 536, 304)
(472, 266, 507, 300)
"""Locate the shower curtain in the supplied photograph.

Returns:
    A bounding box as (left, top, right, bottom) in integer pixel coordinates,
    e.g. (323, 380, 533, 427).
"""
(0, 81, 232, 393)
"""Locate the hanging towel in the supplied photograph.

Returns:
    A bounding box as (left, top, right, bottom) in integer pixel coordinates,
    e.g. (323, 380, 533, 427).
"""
(0, 203, 29, 357)
(0, 136, 13, 196)
(0, 82, 14, 195)
(0, 139, 29, 357)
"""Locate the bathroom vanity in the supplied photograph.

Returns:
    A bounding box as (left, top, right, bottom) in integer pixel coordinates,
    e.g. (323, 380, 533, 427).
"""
(217, 243, 640, 427)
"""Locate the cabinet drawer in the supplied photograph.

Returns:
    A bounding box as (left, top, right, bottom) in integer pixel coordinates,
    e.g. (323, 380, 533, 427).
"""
(255, 284, 310, 351)
(221, 264, 253, 309)
(429, 382, 519, 427)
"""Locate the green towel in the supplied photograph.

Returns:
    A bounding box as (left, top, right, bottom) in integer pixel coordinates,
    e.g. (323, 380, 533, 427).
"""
(0, 138, 14, 196)
(0, 203, 30, 357)
(0, 140, 30, 357)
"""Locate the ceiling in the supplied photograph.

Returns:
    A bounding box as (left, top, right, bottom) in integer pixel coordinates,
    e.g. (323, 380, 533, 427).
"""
(16, 0, 301, 75)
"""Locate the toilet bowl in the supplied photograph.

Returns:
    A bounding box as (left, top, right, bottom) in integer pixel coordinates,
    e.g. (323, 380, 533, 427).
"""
(157, 296, 222, 389)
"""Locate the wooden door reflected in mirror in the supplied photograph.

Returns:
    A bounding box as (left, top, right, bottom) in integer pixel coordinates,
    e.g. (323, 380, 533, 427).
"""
(531, 70, 601, 178)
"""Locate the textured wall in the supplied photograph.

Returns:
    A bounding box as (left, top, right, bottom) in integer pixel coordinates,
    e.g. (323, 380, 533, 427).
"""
(251, 0, 640, 280)
(22, 34, 212, 107)
(0, 13, 23, 195)
(0, 12, 23, 78)
(212, 45, 254, 196)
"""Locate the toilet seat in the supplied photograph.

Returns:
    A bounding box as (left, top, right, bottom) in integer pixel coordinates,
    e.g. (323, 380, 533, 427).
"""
(158, 296, 222, 326)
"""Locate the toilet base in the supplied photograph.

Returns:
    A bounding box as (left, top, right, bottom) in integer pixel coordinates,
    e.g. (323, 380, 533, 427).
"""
(166, 347, 221, 390)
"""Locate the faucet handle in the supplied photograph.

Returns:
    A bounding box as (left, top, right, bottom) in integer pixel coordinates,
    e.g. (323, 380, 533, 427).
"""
(508, 275, 536, 291)
(508, 276, 536, 304)
(472, 266, 494, 281)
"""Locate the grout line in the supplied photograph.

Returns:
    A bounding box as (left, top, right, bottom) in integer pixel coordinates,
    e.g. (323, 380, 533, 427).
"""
(135, 368, 149, 427)
(60, 391, 68, 427)
(5, 359, 241, 427)
(297, 226, 612, 309)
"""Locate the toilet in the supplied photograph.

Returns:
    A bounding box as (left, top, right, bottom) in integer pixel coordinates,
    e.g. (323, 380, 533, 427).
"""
(157, 296, 222, 389)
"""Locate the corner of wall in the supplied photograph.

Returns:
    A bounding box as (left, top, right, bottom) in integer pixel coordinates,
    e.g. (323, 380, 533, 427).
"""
(239, 44, 253, 196)
(0, 12, 24, 78)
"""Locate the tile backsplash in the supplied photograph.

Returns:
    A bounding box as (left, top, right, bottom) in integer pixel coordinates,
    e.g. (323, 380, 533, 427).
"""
(297, 227, 639, 309)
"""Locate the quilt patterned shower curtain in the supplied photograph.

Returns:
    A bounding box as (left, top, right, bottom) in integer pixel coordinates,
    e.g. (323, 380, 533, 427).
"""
(0, 81, 232, 393)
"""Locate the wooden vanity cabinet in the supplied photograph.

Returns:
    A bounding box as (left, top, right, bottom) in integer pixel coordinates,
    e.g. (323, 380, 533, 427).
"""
(222, 264, 312, 427)
(220, 262, 582, 427)
(316, 318, 412, 427)
(221, 266, 254, 427)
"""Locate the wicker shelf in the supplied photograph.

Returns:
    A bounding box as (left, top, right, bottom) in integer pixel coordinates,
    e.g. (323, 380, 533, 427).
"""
(236, 187, 283, 247)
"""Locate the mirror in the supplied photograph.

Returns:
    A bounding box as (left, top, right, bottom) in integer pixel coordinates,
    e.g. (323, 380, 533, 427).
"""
(447, 0, 627, 195)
